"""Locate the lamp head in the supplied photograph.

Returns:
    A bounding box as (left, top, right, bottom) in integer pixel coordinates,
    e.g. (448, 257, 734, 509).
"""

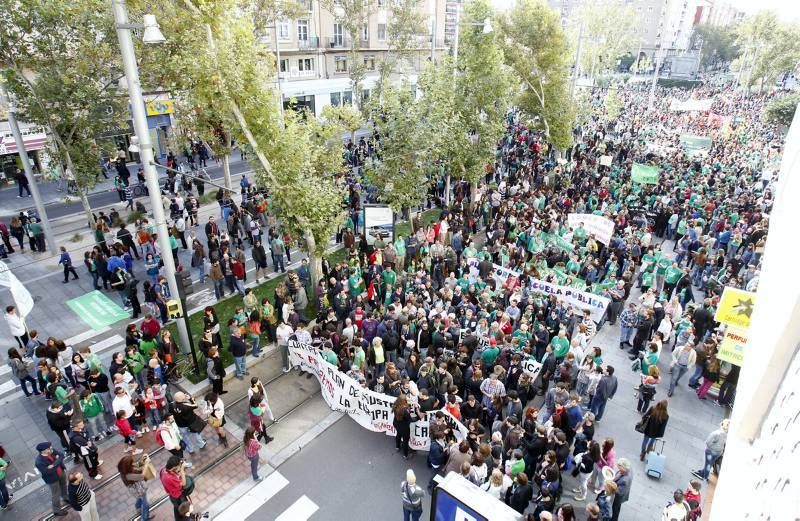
(142, 14, 165, 44)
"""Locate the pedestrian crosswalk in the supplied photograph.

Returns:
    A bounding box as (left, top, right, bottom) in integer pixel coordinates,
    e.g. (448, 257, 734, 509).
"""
(214, 470, 319, 521)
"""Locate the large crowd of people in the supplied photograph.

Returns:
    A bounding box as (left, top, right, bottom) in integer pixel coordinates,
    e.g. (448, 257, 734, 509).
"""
(1, 76, 784, 520)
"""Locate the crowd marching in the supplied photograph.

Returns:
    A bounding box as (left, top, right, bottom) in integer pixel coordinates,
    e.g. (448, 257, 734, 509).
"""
(0, 77, 784, 521)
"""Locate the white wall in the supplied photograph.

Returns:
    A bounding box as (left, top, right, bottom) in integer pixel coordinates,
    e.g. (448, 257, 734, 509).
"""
(710, 102, 800, 518)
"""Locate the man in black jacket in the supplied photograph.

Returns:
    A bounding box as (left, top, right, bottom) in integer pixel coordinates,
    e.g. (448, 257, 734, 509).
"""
(170, 392, 206, 453)
(590, 366, 618, 421)
(46, 402, 73, 452)
(230, 328, 249, 379)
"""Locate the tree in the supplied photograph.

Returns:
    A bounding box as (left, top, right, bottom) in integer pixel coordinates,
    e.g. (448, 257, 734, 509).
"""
(735, 12, 800, 91)
(0, 0, 125, 229)
(498, 0, 573, 149)
(453, 0, 511, 194)
(569, 0, 637, 79)
(319, 0, 376, 110)
(603, 87, 623, 120)
(363, 82, 429, 213)
(689, 23, 740, 70)
(763, 93, 800, 128)
(322, 103, 363, 145)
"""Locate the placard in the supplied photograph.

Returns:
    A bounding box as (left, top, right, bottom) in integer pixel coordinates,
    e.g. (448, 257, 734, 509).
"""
(714, 286, 756, 330)
(717, 326, 746, 366)
(567, 213, 616, 245)
(528, 278, 610, 322)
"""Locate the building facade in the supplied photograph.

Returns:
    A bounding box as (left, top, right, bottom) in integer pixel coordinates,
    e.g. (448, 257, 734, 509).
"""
(265, 0, 448, 119)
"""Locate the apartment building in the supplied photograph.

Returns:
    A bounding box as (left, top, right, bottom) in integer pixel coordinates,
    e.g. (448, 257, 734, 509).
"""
(263, 0, 448, 118)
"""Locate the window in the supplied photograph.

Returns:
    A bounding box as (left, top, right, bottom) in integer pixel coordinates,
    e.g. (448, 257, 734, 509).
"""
(279, 58, 289, 73)
(299, 58, 314, 74)
(377, 0, 384, 6)
(363, 55, 375, 71)
(377, 23, 386, 41)
(278, 20, 290, 40)
(343, 90, 353, 105)
(362, 24, 369, 42)
(335, 56, 348, 72)
(333, 23, 344, 46)
(297, 20, 309, 41)
(361, 89, 370, 103)
(331, 92, 342, 106)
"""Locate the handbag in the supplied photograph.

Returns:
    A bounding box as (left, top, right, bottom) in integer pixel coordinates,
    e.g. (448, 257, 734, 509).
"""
(141, 460, 156, 481)
(189, 415, 207, 434)
(207, 408, 222, 428)
(635, 414, 649, 434)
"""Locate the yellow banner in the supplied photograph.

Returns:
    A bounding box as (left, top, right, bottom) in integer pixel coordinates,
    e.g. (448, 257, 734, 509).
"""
(145, 99, 173, 116)
(717, 326, 747, 366)
(714, 286, 756, 329)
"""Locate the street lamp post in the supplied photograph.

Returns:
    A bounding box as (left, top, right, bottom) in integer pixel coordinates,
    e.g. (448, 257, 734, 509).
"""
(110, 0, 197, 372)
(0, 81, 58, 255)
(648, 47, 664, 110)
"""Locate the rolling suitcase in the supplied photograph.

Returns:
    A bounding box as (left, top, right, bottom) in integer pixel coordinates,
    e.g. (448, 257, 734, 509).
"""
(646, 439, 667, 479)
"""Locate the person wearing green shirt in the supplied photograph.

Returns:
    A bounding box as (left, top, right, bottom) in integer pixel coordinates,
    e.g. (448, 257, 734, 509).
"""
(394, 237, 406, 272)
(125, 346, 147, 390)
(512, 324, 531, 350)
(80, 390, 110, 440)
(321, 344, 338, 367)
(664, 262, 684, 296)
(352, 344, 365, 371)
(655, 257, 670, 293)
(573, 224, 587, 244)
(348, 271, 364, 297)
(550, 330, 570, 360)
(463, 243, 478, 261)
(676, 218, 688, 238)
(382, 266, 396, 289)
(481, 343, 500, 366)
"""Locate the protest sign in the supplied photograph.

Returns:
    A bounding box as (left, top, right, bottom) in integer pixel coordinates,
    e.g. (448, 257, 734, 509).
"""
(715, 286, 756, 330)
(528, 278, 610, 322)
(669, 98, 713, 112)
(717, 326, 747, 366)
(491, 263, 521, 291)
(680, 134, 713, 158)
(567, 213, 616, 245)
(599, 155, 612, 166)
(631, 163, 660, 185)
(288, 340, 468, 450)
(540, 232, 575, 253)
(521, 358, 543, 379)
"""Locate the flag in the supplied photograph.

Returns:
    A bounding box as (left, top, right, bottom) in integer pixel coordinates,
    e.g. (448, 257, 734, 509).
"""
(0, 261, 34, 318)
(631, 163, 659, 185)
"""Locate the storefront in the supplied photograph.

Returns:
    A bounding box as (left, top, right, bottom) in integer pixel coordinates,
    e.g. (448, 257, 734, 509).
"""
(0, 122, 48, 183)
(97, 96, 175, 162)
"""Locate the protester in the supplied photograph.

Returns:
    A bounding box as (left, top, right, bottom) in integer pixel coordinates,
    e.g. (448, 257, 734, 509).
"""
(119, 452, 153, 521)
(401, 469, 425, 521)
(35, 442, 69, 517)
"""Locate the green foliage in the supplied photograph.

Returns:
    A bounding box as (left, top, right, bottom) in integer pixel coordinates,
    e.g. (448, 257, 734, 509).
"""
(498, 0, 572, 149)
(0, 0, 125, 195)
(377, 0, 427, 85)
(454, 0, 511, 181)
(690, 23, 740, 70)
(364, 82, 429, 212)
(735, 12, 800, 89)
(764, 94, 800, 127)
(569, 0, 637, 77)
(603, 88, 623, 120)
(322, 104, 363, 141)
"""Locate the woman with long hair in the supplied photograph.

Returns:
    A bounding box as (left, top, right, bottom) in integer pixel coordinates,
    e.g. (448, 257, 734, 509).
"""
(640, 400, 669, 460)
(203, 392, 228, 447)
(392, 395, 417, 459)
(118, 452, 152, 521)
(243, 426, 262, 481)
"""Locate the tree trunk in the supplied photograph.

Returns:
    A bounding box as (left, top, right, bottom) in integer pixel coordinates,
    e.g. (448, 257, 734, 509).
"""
(304, 228, 323, 287)
(470, 180, 478, 205)
(79, 191, 95, 230)
(53, 131, 95, 230)
(222, 153, 232, 190)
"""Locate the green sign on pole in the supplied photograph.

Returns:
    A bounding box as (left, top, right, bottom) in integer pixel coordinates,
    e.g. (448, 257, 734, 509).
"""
(66, 290, 130, 330)
(631, 163, 660, 185)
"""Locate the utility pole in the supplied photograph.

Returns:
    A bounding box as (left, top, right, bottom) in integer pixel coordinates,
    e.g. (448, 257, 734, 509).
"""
(570, 21, 585, 98)
(431, 0, 438, 64)
(0, 80, 58, 255)
(648, 47, 663, 110)
(111, 0, 194, 368)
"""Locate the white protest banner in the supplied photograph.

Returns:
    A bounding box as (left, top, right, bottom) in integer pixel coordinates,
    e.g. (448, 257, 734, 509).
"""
(491, 263, 521, 291)
(521, 358, 543, 380)
(0, 261, 34, 318)
(528, 278, 610, 322)
(567, 213, 616, 246)
(669, 98, 713, 112)
(599, 155, 612, 167)
(288, 340, 468, 450)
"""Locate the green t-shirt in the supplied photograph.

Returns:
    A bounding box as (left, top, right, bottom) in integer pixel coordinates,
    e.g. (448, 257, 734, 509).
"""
(394, 239, 406, 257)
(353, 349, 365, 370)
(665, 266, 683, 284)
(81, 394, 104, 418)
(55, 385, 70, 405)
(641, 271, 655, 288)
(382, 269, 396, 288)
(139, 339, 158, 357)
(550, 336, 570, 358)
(0, 457, 6, 480)
(321, 350, 338, 366)
(482, 347, 500, 366)
(656, 258, 670, 275)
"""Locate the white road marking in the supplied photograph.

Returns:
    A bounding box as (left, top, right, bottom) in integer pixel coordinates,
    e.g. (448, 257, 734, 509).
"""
(274, 495, 319, 521)
(214, 471, 289, 521)
(66, 326, 110, 346)
(87, 334, 125, 356)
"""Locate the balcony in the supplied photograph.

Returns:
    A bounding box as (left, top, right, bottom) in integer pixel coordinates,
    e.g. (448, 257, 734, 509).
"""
(324, 36, 351, 49)
(298, 36, 319, 49)
(297, 0, 313, 10)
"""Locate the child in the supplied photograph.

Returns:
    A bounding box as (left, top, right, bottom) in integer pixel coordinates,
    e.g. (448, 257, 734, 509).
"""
(143, 386, 162, 427)
(232, 307, 248, 333)
(247, 311, 262, 357)
(115, 410, 141, 453)
(147, 357, 165, 386)
(132, 395, 149, 433)
(248, 394, 274, 443)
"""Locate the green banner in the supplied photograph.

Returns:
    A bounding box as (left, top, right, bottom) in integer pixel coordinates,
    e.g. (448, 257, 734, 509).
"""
(680, 134, 712, 157)
(66, 290, 130, 330)
(631, 163, 660, 185)
(540, 232, 574, 252)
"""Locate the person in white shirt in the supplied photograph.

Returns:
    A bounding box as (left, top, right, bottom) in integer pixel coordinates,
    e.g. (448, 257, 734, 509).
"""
(481, 468, 512, 500)
(275, 322, 294, 373)
(5, 305, 27, 349)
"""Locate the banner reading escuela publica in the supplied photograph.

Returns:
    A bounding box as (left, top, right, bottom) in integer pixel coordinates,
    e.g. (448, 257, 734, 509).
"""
(288, 340, 469, 451)
(528, 278, 610, 322)
(567, 213, 616, 245)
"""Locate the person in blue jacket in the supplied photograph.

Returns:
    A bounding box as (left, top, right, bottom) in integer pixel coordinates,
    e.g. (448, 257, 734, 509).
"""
(57, 247, 79, 284)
